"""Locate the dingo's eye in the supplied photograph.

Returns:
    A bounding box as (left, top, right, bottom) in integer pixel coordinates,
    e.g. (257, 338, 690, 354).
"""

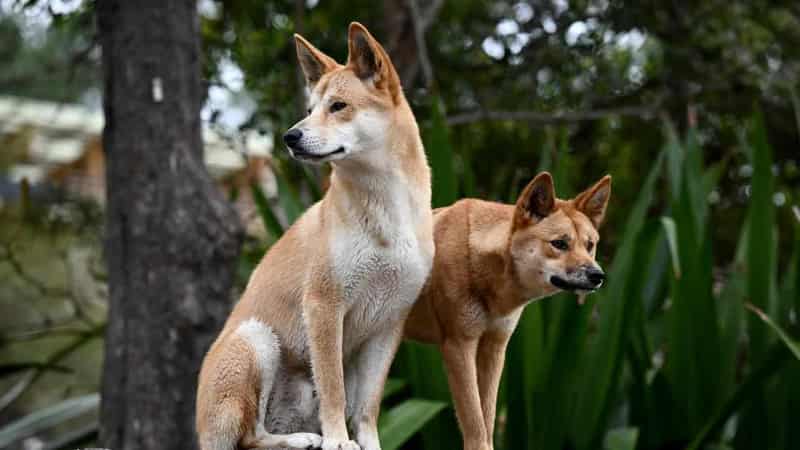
(550, 239, 569, 251)
(587, 241, 594, 252)
(330, 101, 347, 113)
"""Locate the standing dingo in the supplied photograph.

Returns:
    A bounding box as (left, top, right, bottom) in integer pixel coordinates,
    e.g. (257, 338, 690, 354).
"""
(405, 172, 611, 450)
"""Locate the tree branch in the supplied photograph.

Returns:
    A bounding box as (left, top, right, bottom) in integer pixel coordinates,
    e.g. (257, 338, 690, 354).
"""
(0, 242, 66, 298)
(446, 105, 660, 126)
(406, 0, 435, 89)
(419, 0, 445, 31)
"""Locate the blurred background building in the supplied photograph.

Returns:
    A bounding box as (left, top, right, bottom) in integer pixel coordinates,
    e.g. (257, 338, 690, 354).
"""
(0, 95, 278, 235)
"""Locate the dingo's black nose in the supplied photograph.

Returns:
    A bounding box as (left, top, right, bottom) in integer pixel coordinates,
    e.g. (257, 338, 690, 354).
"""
(283, 129, 303, 148)
(586, 267, 605, 286)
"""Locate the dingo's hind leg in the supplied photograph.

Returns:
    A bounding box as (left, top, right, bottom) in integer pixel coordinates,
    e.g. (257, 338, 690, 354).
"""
(237, 319, 322, 450)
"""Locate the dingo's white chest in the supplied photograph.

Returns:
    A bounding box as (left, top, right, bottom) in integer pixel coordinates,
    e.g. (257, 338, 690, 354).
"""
(331, 212, 432, 356)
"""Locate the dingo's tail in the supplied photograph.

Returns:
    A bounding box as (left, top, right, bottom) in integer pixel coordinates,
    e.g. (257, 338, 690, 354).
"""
(197, 319, 282, 450)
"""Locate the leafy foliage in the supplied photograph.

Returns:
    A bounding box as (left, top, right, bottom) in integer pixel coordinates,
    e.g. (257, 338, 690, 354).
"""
(2, 1, 800, 449)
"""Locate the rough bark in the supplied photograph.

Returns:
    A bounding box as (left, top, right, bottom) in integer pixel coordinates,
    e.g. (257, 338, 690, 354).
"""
(97, 1, 242, 449)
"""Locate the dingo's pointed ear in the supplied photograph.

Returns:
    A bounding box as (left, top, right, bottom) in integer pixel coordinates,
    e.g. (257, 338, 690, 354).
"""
(294, 34, 338, 87)
(514, 172, 556, 227)
(347, 22, 402, 102)
(575, 175, 611, 227)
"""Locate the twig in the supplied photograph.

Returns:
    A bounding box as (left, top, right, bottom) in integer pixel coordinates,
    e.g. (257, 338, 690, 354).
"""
(419, 0, 445, 32)
(0, 371, 35, 413)
(406, 0, 436, 90)
(42, 421, 99, 450)
(0, 242, 67, 298)
(0, 325, 104, 415)
(0, 326, 90, 343)
(446, 105, 659, 126)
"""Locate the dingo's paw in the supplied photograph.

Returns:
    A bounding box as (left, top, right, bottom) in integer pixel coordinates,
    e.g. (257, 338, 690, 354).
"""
(286, 432, 323, 448)
(356, 428, 381, 450)
(322, 437, 361, 450)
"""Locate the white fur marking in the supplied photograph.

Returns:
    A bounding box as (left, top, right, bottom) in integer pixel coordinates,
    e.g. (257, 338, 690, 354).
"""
(236, 318, 280, 429)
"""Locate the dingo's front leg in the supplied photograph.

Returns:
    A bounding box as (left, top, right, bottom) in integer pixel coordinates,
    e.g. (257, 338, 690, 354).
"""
(304, 295, 360, 450)
(350, 324, 405, 450)
(442, 338, 490, 450)
(476, 331, 512, 450)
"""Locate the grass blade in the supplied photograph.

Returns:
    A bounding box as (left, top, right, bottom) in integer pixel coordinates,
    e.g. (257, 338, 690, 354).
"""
(382, 378, 406, 400)
(273, 165, 306, 225)
(299, 165, 323, 202)
(572, 151, 665, 449)
(745, 304, 800, 360)
(424, 97, 457, 207)
(744, 110, 776, 360)
(686, 342, 791, 450)
(604, 427, 638, 450)
(394, 342, 458, 450)
(660, 216, 681, 279)
(250, 182, 284, 239)
(378, 399, 447, 450)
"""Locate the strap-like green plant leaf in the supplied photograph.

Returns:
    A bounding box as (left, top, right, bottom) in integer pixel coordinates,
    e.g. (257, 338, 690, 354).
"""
(0, 363, 71, 378)
(250, 181, 284, 239)
(686, 342, 791, 450)
(424, 97, 457, 208)
(660, 216, 681, 278)
(0, 393, 99, 448)
(745, 304, 800, 361)
(378, 398, 447, 450)
(603, 427, 638, 450)
(572, 151, 665, 449)
(744, 110, 777, 361)
(299, 165, 323, 202)
(273, 165, 306, 225)
(394, 342, 457, 449)
(382, 378, 406, 400)
(663, 123, 727, 436)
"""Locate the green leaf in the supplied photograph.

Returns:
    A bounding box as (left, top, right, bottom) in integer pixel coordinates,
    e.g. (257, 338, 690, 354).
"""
(0, 362, 71, 378)
(424, 97, 457, 207)
(378, 399, 447, 450)
(686, 342, 791, 450)
(0, 393, 99, 448)
(504, 303, 544, 450)
(790, 84, 800, 137)
(783, 211, 800, 326)
(572, 151, 665, 449)
(273, 165, 306, 225)
(746, 304, 800, 361)
(394, 342, 458, 449)
(382, 378, 406, 400)
(250, 182, 284, 239)
(603, 427, 638, 450)
(744, 110, 777, 361)
(663, 125, 725, 436)
(660, 216, 681, 278)
(299, 165, 323, 202)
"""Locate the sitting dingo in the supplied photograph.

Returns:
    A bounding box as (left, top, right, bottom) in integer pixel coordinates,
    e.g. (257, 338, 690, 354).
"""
(196, 23, 434, 450)
(405, 172, 611, 450)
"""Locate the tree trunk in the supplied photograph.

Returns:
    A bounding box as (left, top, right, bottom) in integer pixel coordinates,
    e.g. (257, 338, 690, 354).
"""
(97, 1, 242, 449)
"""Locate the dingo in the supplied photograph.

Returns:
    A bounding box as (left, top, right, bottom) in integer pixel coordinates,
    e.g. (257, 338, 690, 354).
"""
(196, 23, 434, 450)
(405, 172, 610, 450)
